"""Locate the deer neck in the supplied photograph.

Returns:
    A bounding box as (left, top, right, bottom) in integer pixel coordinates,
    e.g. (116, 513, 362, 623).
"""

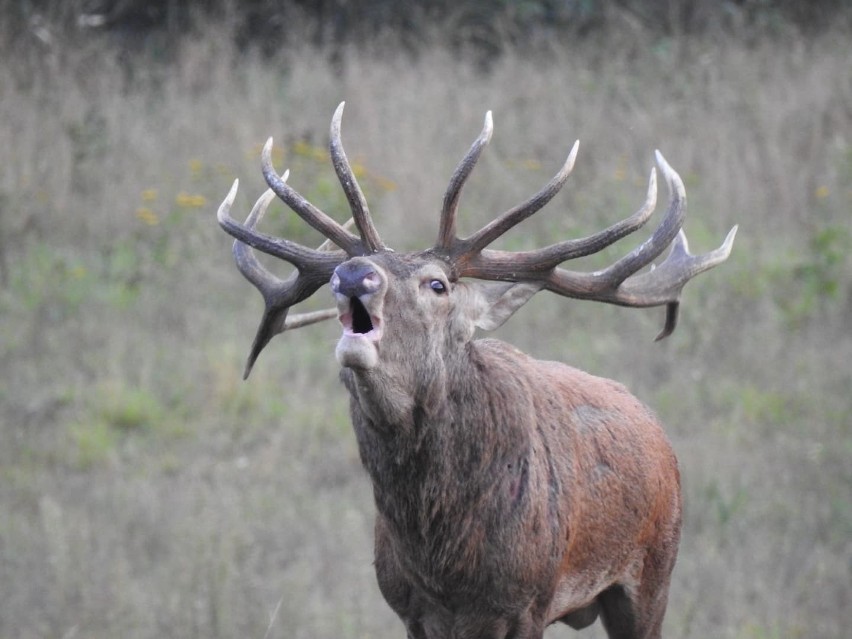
(341, 340, 547, 590)
(340, 346, 456, 438)
(347, 341, 527, 480)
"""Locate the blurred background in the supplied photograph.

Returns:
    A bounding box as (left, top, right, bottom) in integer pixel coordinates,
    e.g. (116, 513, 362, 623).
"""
(0, 1, 849, 637)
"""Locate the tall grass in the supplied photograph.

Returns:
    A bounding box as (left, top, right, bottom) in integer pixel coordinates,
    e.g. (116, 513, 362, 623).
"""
(0, 20, 849, 638)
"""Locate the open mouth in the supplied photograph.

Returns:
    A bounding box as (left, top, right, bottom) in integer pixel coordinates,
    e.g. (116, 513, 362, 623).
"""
(350, 297, 374, 333)
(339, 295, 382, 340)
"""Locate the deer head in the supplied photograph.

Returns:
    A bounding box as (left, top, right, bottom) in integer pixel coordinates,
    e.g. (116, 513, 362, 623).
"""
(217, 103, 737, 380)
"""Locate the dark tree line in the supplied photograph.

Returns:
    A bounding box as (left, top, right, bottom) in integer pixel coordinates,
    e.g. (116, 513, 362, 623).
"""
(4, 0, 850, 54)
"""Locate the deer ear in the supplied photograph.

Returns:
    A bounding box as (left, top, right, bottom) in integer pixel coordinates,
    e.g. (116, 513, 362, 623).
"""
(463, 281, 544, 331)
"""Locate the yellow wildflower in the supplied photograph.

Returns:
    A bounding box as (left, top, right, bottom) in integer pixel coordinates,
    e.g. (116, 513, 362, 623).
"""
(176, 192, 207, 209)
(135, 207, 159, 225)
(814, 185, 829, 200)
(375, 176, 398, 192)
(141, 189, 158, 202)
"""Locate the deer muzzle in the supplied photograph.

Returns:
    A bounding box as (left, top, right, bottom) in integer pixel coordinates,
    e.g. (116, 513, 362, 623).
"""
(331, 258, 386, 369)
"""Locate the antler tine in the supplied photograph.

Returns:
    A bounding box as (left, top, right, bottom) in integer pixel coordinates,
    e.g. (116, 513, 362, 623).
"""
(464, 140, 580, 257)
(519, 165, 658, 268)
(545, 166, 658, 263)
(218, 178, 343, 270)
(231, 185, 282, 296)
(462, 167, 658, 277)
(436, 111, 494, 251)
(648, 224, 739, 341)
(541, 151, 687, 299)
(580, 221, 738, 308)
(217, 179, 345, 379)
(330, 102, 386, 253)
(574, 150, 687, 292)
(281, 307, 339, 329)
(609, 223, 738, 342)
(261, 138, 364, 256)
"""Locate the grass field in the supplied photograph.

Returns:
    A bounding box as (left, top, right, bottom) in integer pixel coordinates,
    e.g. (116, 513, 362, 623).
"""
(0, 18, 850, 639)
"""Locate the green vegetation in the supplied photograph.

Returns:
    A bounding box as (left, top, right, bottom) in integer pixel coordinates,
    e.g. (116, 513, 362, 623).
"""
(0, 6, 850, 639)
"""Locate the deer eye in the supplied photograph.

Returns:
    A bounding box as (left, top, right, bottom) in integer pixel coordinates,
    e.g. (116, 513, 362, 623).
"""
(429, 279, 447, 295)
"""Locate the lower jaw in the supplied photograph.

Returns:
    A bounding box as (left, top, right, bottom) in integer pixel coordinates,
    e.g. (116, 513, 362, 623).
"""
(335, 335, 380, 370)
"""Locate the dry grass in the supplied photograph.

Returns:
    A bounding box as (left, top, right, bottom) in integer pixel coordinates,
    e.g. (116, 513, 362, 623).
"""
(0, 19, 850, 639)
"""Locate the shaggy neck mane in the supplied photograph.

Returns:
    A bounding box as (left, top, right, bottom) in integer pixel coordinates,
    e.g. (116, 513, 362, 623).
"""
(340, 341, 543, 584)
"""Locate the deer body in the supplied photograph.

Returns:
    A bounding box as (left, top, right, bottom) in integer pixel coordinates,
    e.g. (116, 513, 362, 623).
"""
(335, 254, 681, 638)
(217, 103, 735, 638)
(350, 343, 681, 637)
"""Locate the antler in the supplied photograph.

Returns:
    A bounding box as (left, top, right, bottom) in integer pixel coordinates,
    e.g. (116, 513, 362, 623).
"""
(217, 103, 388, 377)
(219, 105, 737, 377)
(217, 179, 343, 378)
(434, 113, 738, 340)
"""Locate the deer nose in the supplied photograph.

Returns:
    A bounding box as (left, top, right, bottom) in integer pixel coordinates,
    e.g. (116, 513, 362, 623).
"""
(331, 260, 382, 298)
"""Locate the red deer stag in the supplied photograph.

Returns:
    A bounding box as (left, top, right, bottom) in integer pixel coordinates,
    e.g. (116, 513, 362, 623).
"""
(217, 103, 737, 639)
